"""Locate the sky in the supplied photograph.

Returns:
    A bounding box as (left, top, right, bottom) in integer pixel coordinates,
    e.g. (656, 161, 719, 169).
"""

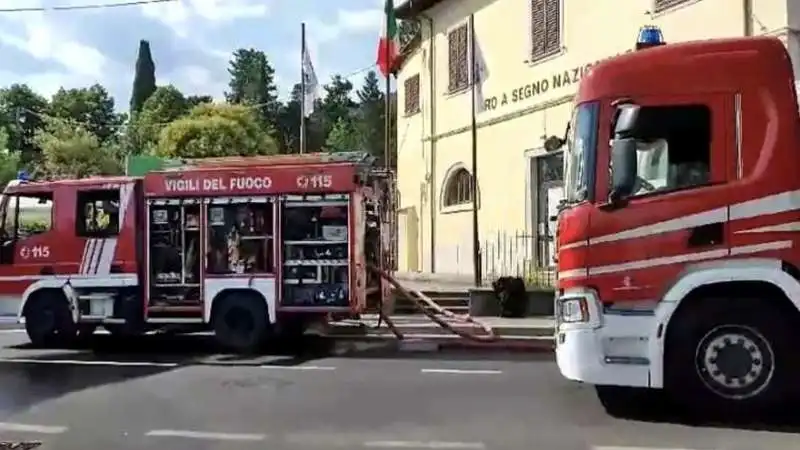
(0, 0, 387, 111)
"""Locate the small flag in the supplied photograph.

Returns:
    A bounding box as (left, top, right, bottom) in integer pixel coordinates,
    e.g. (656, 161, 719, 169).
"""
(302, 46, 319, 118)
(376, 0, 399, 77)
(471, 16, 489, 113)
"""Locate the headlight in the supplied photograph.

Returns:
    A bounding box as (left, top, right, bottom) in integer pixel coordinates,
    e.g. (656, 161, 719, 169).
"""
(559, 297, 589, 323)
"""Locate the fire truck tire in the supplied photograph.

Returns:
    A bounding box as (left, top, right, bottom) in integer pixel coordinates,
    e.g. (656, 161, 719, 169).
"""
(212, 292, 269, 353)
(24, 291, 77, 347)
(664, 297, 796, 419)
(595, 385, 670, 419)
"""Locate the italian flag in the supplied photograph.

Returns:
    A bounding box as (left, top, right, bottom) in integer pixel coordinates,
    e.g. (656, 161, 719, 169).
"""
(376, 0, 398, 77)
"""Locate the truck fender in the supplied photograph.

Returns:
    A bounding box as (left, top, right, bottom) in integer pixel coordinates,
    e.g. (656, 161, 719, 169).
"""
(18, 278, 79, 324)
(647, 258, 800, 388)
(203, 279, 276, 325)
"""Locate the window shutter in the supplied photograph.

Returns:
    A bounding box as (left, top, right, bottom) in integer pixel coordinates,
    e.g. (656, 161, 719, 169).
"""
(530, 0, 546, 60)
(448, 30, 459, 91)
(544, 0, 560, 53)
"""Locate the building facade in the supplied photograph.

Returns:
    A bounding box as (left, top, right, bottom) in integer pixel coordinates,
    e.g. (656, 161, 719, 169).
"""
(393, 0, 800, 278)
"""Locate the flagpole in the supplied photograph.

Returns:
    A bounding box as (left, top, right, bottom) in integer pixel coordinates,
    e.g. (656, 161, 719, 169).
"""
(300, 22, 307, 154)
(469, 13, 481, 287)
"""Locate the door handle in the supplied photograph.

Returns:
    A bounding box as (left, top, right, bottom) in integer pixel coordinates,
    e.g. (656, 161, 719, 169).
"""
(687, 222, 724, 248)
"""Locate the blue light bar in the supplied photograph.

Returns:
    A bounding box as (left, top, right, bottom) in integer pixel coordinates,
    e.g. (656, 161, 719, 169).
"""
(636, 25, 665, 50)
(16, 170, 29, 181)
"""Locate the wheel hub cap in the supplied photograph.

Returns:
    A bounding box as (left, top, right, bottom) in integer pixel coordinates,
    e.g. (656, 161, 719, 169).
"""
(695, 325, 774, 400)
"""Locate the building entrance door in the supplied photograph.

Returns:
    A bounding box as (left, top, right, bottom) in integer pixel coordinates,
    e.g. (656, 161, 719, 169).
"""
(536, 152, 563, 268)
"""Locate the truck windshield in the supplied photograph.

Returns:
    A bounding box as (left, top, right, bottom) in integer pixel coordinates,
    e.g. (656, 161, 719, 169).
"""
(563, 101, 599, 203)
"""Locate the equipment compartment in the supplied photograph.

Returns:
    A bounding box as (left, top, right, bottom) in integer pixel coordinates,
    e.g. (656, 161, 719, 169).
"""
(147, 199, 201, 306)
(281, 194, 350, 307)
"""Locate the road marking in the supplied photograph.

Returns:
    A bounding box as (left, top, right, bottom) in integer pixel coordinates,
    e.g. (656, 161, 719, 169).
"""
(0, 422, 68, 434)
(0, 358, 178, 367)
(145, 429, 266, 441)
(260, 365, 336, 371)
(364, 440, 486, 449)
(420, 368, 502, 375)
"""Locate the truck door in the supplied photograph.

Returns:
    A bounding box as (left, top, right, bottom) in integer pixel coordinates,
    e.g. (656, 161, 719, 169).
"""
(0, 191, 55, 312)
(591, 94, 729, 304)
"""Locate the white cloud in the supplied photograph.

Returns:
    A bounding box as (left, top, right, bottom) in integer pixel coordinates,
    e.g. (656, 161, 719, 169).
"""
(141, 0, 269, 37)
(305, 7, 381, 44)
(0, 6, 107, 79)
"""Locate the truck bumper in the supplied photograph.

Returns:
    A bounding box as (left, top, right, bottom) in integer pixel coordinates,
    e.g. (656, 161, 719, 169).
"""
(554, 290, 660, 388)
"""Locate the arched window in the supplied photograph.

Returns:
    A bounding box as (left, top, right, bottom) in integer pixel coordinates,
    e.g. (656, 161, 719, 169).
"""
(443, 168, 474, 207)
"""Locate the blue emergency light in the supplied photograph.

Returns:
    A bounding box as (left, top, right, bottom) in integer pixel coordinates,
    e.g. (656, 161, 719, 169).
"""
(16, 170, 29, 181)
(636, 25, 665, 50)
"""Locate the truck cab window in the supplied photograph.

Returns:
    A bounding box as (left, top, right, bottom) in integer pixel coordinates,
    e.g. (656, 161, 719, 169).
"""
(77, 190, 120, 237)
(624, 104, 711, 196)
(4, 193, 53, 239)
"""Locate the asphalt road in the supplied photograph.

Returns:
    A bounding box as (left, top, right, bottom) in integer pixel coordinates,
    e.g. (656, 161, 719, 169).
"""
(0, 328, 796, 450)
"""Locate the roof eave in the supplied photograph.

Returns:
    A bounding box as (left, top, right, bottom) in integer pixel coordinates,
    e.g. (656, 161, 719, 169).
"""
(394, 0, 447, 19)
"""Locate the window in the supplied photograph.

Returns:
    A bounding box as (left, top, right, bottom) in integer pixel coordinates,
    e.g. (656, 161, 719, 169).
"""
(619, 104, 711, 197)
(530, 0, 561, 62)
(443, 168, 475, 207)
(206, 201, 274, 275)
(654, 0, 692, 13)
(404, 74, 421, 115)
(77, 190, 119, 237)
(4, 193, 53, 239)
(447, 24, 469, 92)
(563, 102, 599, 203)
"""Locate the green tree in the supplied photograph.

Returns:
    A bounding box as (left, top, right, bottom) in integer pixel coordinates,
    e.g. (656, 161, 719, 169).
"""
(0, 84, 48, 170)
(156, 103, 278, 159)
(355, 70, 386, 162)
(126, 85, 189, 153)
(34, 117, 121, 179)
(0, 129, 19, 189)
(187, 95, 213, 108)
(130, 40, 157, 114)
(325, 116, 362, 152)
(225, 48, 280, 129)
(49, 84, 124, 143)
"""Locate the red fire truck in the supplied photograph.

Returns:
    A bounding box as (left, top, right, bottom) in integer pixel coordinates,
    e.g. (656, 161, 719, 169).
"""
(2, 152, 392, 352)
(552, 30, 800, 417)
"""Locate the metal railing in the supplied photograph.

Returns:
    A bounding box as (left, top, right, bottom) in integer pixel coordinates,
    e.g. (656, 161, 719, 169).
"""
(435, 230, 556, 288)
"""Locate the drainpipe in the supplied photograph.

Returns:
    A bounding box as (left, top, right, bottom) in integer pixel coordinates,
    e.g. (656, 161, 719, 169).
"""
(420, 12, 437, 273)
(742, 0, 753, 36)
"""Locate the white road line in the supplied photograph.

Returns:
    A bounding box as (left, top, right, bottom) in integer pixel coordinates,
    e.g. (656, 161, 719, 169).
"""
(145, 429, 266, 441)
(0, 358, 178, 367)
(260, 365, 336, 371)
(364, 440, 486, 449)
(420, 368, 502, 375)
(0, 422, 68, 434)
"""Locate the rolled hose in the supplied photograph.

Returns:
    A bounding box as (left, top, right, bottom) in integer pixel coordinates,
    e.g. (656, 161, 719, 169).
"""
(367, 264, 497, 343)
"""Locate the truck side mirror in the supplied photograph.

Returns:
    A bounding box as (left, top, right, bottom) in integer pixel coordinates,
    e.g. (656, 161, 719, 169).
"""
(609, 138, 638, 200)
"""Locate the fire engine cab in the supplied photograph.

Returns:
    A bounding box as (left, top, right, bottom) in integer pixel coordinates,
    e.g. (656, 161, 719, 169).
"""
(551, 29, 800, 417)
(0, 152, 392, 352)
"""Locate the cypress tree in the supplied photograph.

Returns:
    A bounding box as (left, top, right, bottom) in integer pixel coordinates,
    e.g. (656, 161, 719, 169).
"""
(130, 40, 157, 114)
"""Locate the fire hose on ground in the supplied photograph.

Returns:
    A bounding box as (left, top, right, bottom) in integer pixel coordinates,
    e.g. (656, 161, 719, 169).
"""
(366, 264, 498, 343)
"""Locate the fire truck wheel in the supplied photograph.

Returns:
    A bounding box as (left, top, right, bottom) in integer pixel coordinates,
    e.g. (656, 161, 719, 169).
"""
(664, 297, 795, 418)
(213, 292, 269, 353)
(24, 292, 77, 347)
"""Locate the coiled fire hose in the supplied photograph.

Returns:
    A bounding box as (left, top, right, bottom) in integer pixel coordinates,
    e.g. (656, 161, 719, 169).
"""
(367, 264, 498, 343)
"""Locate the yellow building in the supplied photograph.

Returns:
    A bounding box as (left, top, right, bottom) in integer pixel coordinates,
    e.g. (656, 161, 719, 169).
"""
(393, 0, 799, 278)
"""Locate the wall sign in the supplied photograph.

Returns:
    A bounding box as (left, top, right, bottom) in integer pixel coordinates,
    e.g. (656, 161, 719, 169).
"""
(481, 50, 634, 111)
